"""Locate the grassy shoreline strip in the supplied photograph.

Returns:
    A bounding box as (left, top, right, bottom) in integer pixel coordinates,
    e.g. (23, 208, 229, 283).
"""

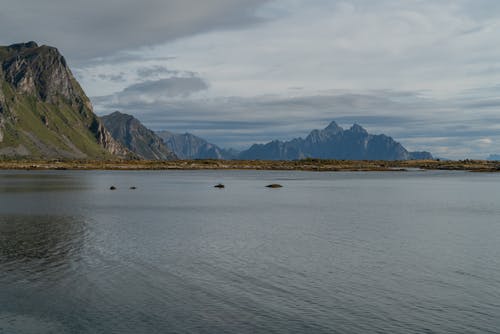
(0, 159, 499, 172)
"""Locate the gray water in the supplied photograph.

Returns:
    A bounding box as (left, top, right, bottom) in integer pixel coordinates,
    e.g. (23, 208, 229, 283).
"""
(0, 170, 499, 334)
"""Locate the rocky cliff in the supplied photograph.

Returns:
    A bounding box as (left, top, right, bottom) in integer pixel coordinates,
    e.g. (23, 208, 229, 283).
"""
(0, 42, 129, 159)
(101, 111, 177, 160)
(239, 121, 433, 161)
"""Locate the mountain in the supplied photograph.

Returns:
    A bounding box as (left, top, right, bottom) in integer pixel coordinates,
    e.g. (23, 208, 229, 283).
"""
(0, 42, 128, 159)
(157, 131, 235, 160)
(408, 151, 434, 160)
(101, 112, 177, 160)
(487, 154, 500, 161)
(239, 121, 433, 161)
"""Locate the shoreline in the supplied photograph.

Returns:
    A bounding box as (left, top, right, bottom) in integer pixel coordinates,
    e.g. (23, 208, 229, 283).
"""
(0, 159, 499, 172)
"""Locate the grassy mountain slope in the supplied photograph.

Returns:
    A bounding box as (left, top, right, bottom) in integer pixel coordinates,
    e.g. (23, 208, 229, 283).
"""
(0, 42, 128, 159)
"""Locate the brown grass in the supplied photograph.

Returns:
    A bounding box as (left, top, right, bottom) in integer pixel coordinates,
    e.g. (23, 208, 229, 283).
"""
(0, 158, 499, 172)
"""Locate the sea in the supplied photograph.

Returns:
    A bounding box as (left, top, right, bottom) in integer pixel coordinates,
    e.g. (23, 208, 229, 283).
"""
(0, 170, 499, 333)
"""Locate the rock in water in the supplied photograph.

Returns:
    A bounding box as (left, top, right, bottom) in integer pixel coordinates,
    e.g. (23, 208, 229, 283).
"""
(214, 184, 225, 189)
(266, 184, 283, 188)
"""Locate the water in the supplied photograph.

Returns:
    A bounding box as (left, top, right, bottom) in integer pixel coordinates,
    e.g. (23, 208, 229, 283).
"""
(0, 170, 500, 333)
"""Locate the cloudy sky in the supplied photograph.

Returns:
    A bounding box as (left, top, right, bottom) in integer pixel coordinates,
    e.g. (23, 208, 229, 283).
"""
(2, 0, 500, 158)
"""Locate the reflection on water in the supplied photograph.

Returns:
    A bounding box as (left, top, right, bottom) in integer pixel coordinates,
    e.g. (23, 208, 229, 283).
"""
(0, 170, 500, 333)
(0, 172, 89, 193)
(0, 312, 67, 334)
(0, 215, 85, 280)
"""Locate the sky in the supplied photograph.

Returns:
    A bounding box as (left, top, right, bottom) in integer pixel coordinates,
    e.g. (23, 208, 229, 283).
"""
(1, 0, 500, 158)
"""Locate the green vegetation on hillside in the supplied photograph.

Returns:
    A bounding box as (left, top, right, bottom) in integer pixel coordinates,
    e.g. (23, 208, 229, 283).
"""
(0, 42, 123, 159)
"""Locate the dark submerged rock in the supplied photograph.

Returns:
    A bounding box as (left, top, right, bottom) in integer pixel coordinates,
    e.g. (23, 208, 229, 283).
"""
(266, 184, 283, 188)
(110, 186, 117, 190)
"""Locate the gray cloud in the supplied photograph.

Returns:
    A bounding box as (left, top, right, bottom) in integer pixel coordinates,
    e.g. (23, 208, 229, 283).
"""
(462, 99, 500, 109)
(93, 76, 209, 107)
(136, 66, 179, 78)
(0, 0, 268, 60)
(4, 0, 500, 159)
(123, 77, 208, 98)
(92, 89, 500, 159)
(97, 73, 126, 82)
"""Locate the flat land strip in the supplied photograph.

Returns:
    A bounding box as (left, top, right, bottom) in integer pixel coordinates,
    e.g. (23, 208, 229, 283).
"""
(0, 159, 499, 172)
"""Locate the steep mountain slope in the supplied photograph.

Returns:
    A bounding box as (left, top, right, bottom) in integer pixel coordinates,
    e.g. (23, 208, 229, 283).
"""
(0, 42, 128, 159)
(239, 121, 432, 161)
(101, 112, 176, 160)
(157, 131, 235, 160)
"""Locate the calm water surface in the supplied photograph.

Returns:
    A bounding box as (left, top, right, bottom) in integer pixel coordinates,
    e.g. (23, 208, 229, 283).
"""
(0, 170, 499, 333)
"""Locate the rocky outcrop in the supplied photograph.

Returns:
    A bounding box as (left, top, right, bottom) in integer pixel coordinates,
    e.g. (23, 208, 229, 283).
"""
(0, 117, 4, 143)
(91, 117, 131, 157)
(0, 69, 4, 143)
(101, 111, 177, 160)
(157, 131, 235, 160)
(0, 42, 129, 159)
(239, 121, 433, 161)
(2, 42, 93, 109)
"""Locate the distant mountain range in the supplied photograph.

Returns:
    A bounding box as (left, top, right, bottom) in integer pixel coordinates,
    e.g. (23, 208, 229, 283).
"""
(99, 112, 235, 160)
(487, 154, 500, 161)
(0, 42, 128, 159)
(0, 41, 433, 161)
(239, 121, 432, 161)
(103, 114, 431, 161)
(156, 131, 235, 160)
(101, 112, 176, 160)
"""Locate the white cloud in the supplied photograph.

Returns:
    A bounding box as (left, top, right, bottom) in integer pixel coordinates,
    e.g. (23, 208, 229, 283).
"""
(6, 0, 500, 159)
(135, 0, 500, 99)
(475, 138, 494, 146)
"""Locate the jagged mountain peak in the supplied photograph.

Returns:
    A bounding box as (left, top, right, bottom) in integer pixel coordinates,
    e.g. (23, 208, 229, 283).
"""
(239, 121, 432, 161)
(0, 42, 129, 159)
(349, 123, 368, 134)
(103, 111, 137, 123)
(1, 41, 82, 105)
(6, 41, 39, 52)
(109, 110, 128, 116)
(325, 121, 343, 133)
(157, 131, 235, 160)
(101, 112, 176, 160)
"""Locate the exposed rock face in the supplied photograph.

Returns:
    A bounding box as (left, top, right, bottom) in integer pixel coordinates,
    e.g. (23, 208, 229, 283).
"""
(101, 111, 177, 160)
(0, 73, 5, 107)
(0, 117, 4, 143)
(92, 117, 132, 157)
(0, 65, 5, 141)
(157, 131, 235, 160)
(239, 121, 433, 161)
(0, 42, 129, 159)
